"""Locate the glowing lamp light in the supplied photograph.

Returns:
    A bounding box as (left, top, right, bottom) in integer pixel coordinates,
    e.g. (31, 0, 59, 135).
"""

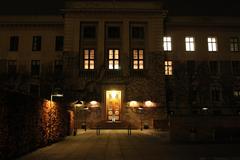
(129, 101, 139, 108)
(144, 101, 156, 107)
(202, 107, 208, 111)
(111, 90, 117, 99)
(89, 101, 100, 108)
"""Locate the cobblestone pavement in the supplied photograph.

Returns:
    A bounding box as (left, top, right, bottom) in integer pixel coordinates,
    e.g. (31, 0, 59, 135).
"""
(17, 130, 240, 160)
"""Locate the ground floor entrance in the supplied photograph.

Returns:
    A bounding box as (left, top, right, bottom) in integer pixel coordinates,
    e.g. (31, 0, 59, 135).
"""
(106, 90, 121, 122)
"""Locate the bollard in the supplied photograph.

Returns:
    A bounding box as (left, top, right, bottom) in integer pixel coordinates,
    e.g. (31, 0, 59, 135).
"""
(96, 126, 100, 135)
(128, 125, 131, 136)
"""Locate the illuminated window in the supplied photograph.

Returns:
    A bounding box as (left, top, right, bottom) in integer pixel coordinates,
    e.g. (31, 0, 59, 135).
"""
(163, 36, 172, 51)
(208, 37, 217, 52)
(32, 36, 41, 51)
(84, 49, 95, 70)
(165, 61, 173, 75)
(185, 37, 195, 51)
(230, 37, 239, 52)
(234, 90, 240, 97)
(133, 49, 144, 70)
(7, 60, 17, 75)
(108, 49, 119, 70)
(31, 60, 40, 76)
(9, 36, 19, 51)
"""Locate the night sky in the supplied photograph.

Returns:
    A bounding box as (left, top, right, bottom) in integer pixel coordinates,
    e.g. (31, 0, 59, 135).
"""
(0, 0, 239, 16)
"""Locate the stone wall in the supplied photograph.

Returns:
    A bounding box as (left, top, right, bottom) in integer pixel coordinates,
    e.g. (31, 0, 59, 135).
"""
(0, 90, 69, 160)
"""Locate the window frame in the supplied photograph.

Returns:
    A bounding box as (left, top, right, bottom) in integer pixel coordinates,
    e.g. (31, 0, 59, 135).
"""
(163, 36, 172, 51)
(208, 37, 218, 52)
(7, 60, 17, 75)
(132, 49, 144, 70)
(185, 36, 195, 52)
(55, 36, 64, 51)
(165, 60, 173, 76)
(232, 61, 240, 75)
(31, 60, 40, 76)
(210, 86, 222, 102)
(108, 49, 120, 70)
(106, 23, 121, 40)
(81, 24, 97, 40)
(230, 37, 240, 52)
(83, 49, 95, 70)
(54, 60, 63, 74)
(9, 36, 19, 51)
(131, 26, 145, 40)
(32, 36, 42, 51)
(209, 61, 220, 74)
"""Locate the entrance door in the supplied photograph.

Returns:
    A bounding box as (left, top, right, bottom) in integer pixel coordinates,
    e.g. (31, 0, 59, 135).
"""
(106, 90, 121, 122)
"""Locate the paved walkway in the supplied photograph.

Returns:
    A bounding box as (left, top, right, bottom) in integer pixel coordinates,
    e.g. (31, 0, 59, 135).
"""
(17, 130, 240, 160)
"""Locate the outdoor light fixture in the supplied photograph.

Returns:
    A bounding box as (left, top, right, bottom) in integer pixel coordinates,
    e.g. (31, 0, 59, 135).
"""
(202, 107, 208, 111)
(50, 88, 63, 103)
(129, 101, 139, 108)
(110, 90, 117, 99)
(74, 100, 84, 107)
(89, 101, 100, 108)
(144, 101, 156, 107)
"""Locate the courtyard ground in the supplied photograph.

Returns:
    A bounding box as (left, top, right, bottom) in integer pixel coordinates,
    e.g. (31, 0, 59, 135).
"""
(17, 130, 240, 160)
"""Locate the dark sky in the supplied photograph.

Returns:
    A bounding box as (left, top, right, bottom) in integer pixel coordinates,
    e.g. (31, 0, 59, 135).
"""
(0, 0, 240, 16)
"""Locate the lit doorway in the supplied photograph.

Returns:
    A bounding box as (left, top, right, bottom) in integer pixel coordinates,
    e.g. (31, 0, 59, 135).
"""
(106, 90, 121, 122)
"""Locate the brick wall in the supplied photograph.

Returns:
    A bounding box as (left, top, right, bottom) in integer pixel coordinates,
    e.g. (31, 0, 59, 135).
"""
(0, 90, 69, 159)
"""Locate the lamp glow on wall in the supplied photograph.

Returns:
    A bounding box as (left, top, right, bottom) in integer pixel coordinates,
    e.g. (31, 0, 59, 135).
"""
(144, 101, 156, 107)
(128, 101, 140, 108)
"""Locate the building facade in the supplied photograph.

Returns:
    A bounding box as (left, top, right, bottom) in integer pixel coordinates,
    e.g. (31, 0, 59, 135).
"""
(0, 0, 240, 130)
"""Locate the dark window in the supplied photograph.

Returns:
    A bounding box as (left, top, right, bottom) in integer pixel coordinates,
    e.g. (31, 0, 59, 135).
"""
(31, 60, 40, 76)
(132, 26, 144, 39)
(32, 36, 41, 51)
(107, 26, 120, 39)
(7, 60, 16, 75)
(30, 84, 40, 97)
(166, 88, 173, 102)
(232, 61, 240, 75)
(54, 60, 63, 74)
(230, 37, 239, 52)
(55, 36, 64, 51)
(209, 61, 219, 74)
(83, 26, 96, 39)
(9, 36, 19, 51)
(187, 61, 195, 74)
(211, 87, 221, 102)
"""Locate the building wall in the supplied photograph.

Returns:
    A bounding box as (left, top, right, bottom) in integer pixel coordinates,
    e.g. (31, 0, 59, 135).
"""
(0, 16, 64, 96)
(0, 3, 239, 129)
(165, 17, 240, 115)
(63, 1, 167, 127)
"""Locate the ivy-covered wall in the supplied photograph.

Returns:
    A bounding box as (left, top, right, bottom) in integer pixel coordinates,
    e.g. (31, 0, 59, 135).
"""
(0, 90, 70, 160)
